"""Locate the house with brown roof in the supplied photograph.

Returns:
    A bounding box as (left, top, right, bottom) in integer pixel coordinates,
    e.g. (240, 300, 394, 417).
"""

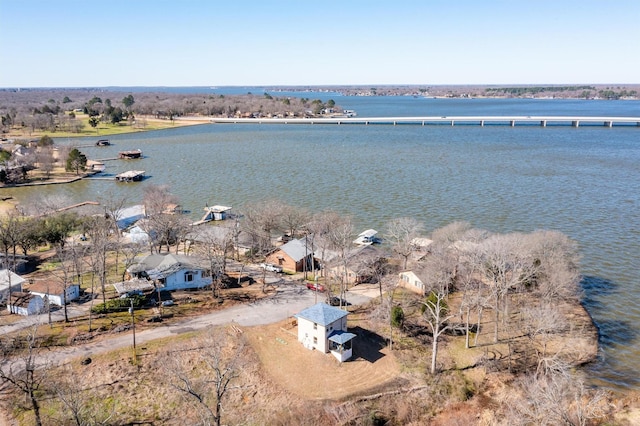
(28, 279, 80, 306)
(7, 292, 44, 316)
(264, 238, 314, 273)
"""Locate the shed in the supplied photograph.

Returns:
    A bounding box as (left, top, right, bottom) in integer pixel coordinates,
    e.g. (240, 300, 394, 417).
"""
(27, 280, 80, 306)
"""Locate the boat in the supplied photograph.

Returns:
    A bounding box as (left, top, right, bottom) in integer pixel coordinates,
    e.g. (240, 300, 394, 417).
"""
(95, 139, 111, 146)
(353, 229, 382, 245)
(118, 149, 143, 159)
(115, 170, 145, 182)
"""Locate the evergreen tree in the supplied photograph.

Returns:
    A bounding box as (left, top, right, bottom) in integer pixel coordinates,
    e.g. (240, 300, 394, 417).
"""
(66, 148, 87, 175)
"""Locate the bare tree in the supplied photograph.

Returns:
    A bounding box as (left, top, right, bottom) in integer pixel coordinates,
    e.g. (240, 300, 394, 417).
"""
(84, 216, 112, 316)
(477, 233, 537, 343)
(0, 212, 22, 305)
(0, 325, 48, 426)
(101, 194, 126, 275)
(241, 200, 283, 256)
(51, 365, 116, 426)
(430, 221, 472, 247)
(192, 226, 234, 299)
(504, 368, 608, 426)
(385, 216, 424, 270)
(457, 255, 491, 348)
(307, 210, 342, 278)
(35, 146, 55, 179)
(142, 185, 180, 253)
(118, 242, 144, 282)
(419, 251, 456, 374)
(525, 230, 581, 302)
(169, 327, 246, 426)
(51, 246, 78, 322)
(279, 204, 311, 239)
(522, 302, 567, 369)
(327, 216, 354, 308)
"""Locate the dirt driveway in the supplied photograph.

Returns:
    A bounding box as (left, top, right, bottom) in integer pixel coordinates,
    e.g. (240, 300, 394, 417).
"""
(4, 281, 372, 369)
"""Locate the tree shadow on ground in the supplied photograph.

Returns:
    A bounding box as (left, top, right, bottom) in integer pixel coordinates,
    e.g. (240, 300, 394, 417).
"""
(349, 326, 387, 363)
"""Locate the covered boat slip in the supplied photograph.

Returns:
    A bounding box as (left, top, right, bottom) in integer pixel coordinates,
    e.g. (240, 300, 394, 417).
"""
(115, 170, 146, 182)
(353, 229, 382, 245)
(118, 149, 143, 159)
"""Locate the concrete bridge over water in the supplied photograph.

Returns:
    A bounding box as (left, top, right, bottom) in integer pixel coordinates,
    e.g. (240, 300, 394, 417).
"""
(210, 116, 640, 128)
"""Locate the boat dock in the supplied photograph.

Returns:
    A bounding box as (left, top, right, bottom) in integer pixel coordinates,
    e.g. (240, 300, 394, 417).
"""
(210, 116, 640, 128)
(119, 149, 143, 159)
(115, 170, 146, 182)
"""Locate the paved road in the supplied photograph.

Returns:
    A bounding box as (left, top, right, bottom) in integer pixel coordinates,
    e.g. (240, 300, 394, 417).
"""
(3, 281, 373, 368)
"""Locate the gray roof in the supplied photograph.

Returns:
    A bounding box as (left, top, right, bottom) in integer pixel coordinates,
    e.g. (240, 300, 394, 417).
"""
(278, 238, 314, 262)
(0, 269, 25, 290)
(129, 253, 207, 279)
(328, 330, 357, 344)
(116, 205, 146, 230)
(296, 302, 348, 326)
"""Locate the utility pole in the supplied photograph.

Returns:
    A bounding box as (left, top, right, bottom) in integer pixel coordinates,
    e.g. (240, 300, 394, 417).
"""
(129, 300, 136, 357)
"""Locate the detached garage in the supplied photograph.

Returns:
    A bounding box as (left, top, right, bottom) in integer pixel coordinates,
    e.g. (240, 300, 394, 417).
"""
(7, 292, 44, 316)
(28, 280, 80, 306)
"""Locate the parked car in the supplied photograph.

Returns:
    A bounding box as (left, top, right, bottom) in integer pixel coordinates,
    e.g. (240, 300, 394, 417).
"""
(328, 296, 349, 306)
(306, 282, 326, 292)
(161, 300, 175, 307)
(259, 263, 283, 273)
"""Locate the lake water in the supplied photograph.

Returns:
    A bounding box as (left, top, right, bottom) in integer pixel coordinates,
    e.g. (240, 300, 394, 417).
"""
(3, 95, 640, 389)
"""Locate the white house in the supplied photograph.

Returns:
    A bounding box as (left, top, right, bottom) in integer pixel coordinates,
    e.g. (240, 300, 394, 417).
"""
(7, 292, 44, 316)
(295, 303, 356, 362)
(127, 253, 212, 291)
(0, 269, 25, 301)
(27, 280, 80, 306)
(398, 270, 426, 295)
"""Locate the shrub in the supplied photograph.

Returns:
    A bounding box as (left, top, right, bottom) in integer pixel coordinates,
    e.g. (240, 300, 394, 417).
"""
(391, 305, 405, 328)
(91, 295, 145, 314)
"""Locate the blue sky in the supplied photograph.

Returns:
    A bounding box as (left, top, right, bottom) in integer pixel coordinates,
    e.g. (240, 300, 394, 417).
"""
(1, 0, 638, 87)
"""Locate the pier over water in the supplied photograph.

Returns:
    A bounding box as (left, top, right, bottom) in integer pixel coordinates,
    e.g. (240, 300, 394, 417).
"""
(211, 116, 640, 128)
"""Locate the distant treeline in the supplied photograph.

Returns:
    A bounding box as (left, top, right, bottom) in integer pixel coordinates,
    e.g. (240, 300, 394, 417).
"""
(484, 86, 596, 95)
(484, 85, 638, 99)
(0, 89, 340, 135)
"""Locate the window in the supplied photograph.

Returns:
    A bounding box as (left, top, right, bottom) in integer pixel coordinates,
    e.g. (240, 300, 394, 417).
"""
(313, 323, 317, 330)
(185, 272, 194, 282)
(313, 337, 318, 344)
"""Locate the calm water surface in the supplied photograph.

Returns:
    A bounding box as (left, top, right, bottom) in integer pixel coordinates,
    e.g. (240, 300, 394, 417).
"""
(3, 97, 640, 389)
